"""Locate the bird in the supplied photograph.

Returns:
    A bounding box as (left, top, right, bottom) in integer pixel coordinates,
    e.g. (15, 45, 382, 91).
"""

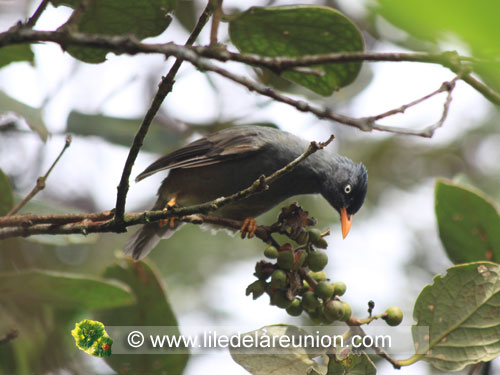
(125, 125, 368, 260)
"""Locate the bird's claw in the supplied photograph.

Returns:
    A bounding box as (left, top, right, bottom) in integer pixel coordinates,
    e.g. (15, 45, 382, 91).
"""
(240, 217, 258, 239)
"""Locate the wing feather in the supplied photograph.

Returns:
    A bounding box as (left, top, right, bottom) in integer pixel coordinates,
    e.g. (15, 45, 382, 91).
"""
(135, 126, 270, 181)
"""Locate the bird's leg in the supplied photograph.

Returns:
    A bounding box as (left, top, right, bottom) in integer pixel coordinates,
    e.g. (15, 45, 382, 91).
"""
(160, 195, 177, 228)
(240, 217, 258, 239)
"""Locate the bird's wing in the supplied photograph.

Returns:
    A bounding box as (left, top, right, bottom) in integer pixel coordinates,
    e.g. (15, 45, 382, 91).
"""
(135, 127, 270, 181)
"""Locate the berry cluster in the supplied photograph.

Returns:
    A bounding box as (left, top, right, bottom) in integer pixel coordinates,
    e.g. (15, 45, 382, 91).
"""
(246, 226, 352, 324)
(245, 203, 403, 327)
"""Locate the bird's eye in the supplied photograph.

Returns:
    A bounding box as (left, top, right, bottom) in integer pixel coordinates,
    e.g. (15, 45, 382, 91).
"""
(344, 184, 352, 194)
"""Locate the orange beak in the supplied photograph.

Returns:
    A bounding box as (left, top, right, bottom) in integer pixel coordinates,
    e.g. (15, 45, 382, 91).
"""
(340, 207, 352, 239)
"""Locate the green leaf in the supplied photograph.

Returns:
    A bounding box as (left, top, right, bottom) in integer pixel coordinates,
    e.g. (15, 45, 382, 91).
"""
(435, 179, 500, 264)
(0, 90, 49, 141)
(50, 0, 176, 63)
(229, 6, 364, 96)
(66, 110, 183, 153)
(0, 169, 14, 216)
(412, 262, 500, 371)
(0, 45, 35, 68)
(97, 258, 188, 375)
(376, 0, 500, 92)
(230, 325, 325, 375)
(0, 270, 134, 309)
(327, 352, 376, 375)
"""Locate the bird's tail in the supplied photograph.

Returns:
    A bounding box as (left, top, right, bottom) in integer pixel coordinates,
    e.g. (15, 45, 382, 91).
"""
(124, 220, 183, 260)
(124, 197, 183, 260)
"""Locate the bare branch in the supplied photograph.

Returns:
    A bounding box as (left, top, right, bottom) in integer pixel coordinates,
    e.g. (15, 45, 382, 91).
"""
(7, 135, 72, 216)
(25, 0, 50, 28)
(113, 3, 213, 225)
(0, 135, 333, 239)
(0, 29, 498, 107)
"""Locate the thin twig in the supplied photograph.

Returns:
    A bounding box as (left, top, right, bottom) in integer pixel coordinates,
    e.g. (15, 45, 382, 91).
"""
(0, 28, 498, 107)
(0, 135, 334, 239)
(0, 329, 18, 346)
(7, 135, 72, 216)
(25, 0, 50, 28)
(113, 2, 213, 226)
(209, 0, 223, 45)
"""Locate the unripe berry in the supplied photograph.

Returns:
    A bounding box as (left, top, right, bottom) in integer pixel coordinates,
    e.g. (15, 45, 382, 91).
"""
(333, 281, 347, 297)
(307, 251, 328, 272)
(301, 291, 320, 311)
(286, 299, 303, 317)
(272, 291, 293, 309)
(264, 245, 279, 259)
(384, 306, 403, 326)
(270, 269, 287, 289)
(324, 300, 345, 321)
(308, 228, 322, 242)
(339, 302, 352, 322)
(277, 250, 294, 270)
(308, 271, 327, 282)
(314, 281, 334, 300)
(312, 237, 328, 249)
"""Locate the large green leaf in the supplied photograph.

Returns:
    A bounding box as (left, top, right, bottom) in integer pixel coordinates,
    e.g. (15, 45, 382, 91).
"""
(0, 45, 34, 69)
(412, 262, 500, 371)
(230, 325, 325, 375)
(435, 179, 500, 264)
(50, 0, 176, 63)
(229, 6, 364, 96)
(97, 258, 188, 375)
(0, 91, 49, 141)
(327, 352, 376, 375)
(0, 269, 134, 309)
(0, 169, 13, 216)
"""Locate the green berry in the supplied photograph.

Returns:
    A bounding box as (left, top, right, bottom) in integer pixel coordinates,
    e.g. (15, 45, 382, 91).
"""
(312, 237, 328, 249)
(245, 279, 267, 300)
(384, 306, 403, 326)
(301, 291, 320, 311)
(339, 302, 352, 322)
(307, 251, 328, 272)
(308, 271, 327, 282)
(272, 291, 293, 309)
(286, 299, 303, 316)
(307, 307, 322, 323)
(333, 281, 347, 297)
(277, 250, 294, 270)
(324, 300, 345, 321)
(308, 228, 322, 242)
(264, 245, 279, 259)
(314, 281, 335, 300)
(270, 269, 287, 289)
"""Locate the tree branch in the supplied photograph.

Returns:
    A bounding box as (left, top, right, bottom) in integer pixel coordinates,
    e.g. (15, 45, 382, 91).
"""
(0, 28, 498, 107)
(113, 2, 213, 226)
(25, 0, 50, 28)
(0, 135, 334, 239)
(7, 135, 72, 216)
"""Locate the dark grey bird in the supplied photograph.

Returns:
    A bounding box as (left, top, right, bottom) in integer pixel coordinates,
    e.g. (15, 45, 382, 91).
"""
(125, 125, 368, 260)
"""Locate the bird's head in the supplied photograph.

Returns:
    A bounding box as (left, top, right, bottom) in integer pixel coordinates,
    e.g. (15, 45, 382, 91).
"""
(321, 157, 368, 239)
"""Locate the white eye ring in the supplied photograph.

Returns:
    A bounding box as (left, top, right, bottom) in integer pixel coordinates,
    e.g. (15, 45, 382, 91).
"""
(344, 184, 352, 194)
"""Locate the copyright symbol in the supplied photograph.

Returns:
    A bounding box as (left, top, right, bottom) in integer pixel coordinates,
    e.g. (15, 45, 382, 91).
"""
(127, 331, 145, 348)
